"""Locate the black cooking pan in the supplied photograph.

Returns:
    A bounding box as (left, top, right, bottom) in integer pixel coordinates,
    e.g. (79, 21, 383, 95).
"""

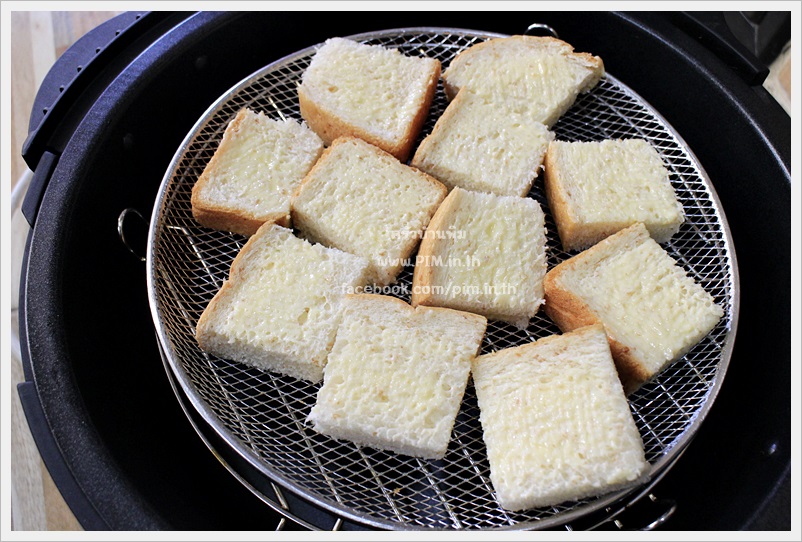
(18, 11, 790, 530)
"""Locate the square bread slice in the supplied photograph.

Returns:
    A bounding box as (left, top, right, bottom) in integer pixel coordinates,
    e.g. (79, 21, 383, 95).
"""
(544, 138, 685, 251)
(411, 90, 555, 197)
(441, 35, 604, 126)
(471, 324, 649, 511)
(291, 136, 447, 286)
(411, 187, 548, 329)
(543, 222, 724, 393)
(191, 108, 324, 236)
(307, 294, 487, 460)
(298, 37, 441, 162)
(195, 223, 371, 383)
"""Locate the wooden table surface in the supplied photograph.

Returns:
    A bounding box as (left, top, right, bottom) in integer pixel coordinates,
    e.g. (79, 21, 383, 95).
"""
(10, 11, 121, 532)
(8, 10, 791, 533)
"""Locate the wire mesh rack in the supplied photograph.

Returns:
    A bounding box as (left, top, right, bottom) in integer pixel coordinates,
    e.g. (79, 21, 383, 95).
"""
(147, 28, 738, 530)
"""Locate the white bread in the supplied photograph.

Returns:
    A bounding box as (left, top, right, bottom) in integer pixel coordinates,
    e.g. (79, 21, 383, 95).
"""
(195, 223, 370, 383)
(191, 108, 324, 236)
(471, 324, 649, 511)
(442, 35, 604, 126)
(411, 90, 555, 197)
(298, 37, 441, 162)
(411, 187, 548, 329)
(307, 294, 487, 460)
(291, 136, 447, 286)
(543, 223, 724, 393)
(544, 138, 685, 251)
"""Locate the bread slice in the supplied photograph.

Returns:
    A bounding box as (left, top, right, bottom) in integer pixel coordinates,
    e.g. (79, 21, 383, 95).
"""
(307, 294, 487, 460)
(543, 223, 724, 393)
(410, 90, 555, 197)
(298, 37, 441, 162)
(442, 35, 604, 127)
(291, 136, 447, 286)
(195, 223, 370, 383)
(191, 108, 324, 236)
(471, 324, 649, 511)
(544, 138, 685, 251)
(411, 187, 548, 329)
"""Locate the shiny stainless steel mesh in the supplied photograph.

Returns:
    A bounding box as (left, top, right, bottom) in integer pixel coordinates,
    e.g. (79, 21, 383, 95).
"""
(148, 28, 738, 530)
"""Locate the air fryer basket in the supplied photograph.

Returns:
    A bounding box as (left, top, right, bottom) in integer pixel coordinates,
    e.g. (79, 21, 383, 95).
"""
(147, 28, 738, 530)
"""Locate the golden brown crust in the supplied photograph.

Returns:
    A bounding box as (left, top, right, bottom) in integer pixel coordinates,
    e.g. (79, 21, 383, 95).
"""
(191, 204, 288, 237)
(191, 109, 250, 234)
(542, 141, 581, 251)
(607, 339, 652, 395)
(191, 109, 246, 200)
(442, 35, 604, 101)
(196, 222, 280, 347)
(412, 186, 545, 326)
(544, 140, 675, 251)
(288, 139, 344, 244)
(475, 323, 606, 366)
(410, 186, 460, 307)
(410, 88, 473, 181)
(298, 86, 351, 146)
(190, 108, 301, 236)
(543, 142, 629, 252)
(347, 293, 487, 331)
(574, 51, 606, 92)
(406, 60, 442, 157)
(298, 59, 440, 163)
(542, 266, 600, 332)
(543, 254, 649, 395)
(344, 292, 412, 312)
(289, 138, 338, 204)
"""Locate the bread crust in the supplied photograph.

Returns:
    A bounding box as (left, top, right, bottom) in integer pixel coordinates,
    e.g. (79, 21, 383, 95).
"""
(543, 246, 652, 395)
(347, 292, 487, 330)
(298, 56, 440, 163)
(291, 136, 446, 286)
(195, 222, 275, 351)
(191, 109, 253, 234)
(442, 35, 604, 100)
(409, 91, 453, 178)
(544, 140, 684, 251)
(289, 138, 338, 207)
(410, 186, 459, 307)
(412, 187, 546, 327)
(191, 205, 289, 237)
(190, 108, 315, 236)
(411, 89, 550, 197)
(543, 141, 632, 251)
(542, 141, 581, 250)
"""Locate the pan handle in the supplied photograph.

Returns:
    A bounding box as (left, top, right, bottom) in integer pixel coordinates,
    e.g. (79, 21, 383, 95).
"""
(117, 207, 148, 262)
(524, 23, 559, 38)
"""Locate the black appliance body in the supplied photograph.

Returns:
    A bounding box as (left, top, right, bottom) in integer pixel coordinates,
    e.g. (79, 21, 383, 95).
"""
(18, 11, 791, 531)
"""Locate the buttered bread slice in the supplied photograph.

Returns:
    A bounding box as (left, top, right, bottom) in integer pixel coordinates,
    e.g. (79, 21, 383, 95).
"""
(298, 37, 440, 162)
(191, 108, 324, 236)
(307, 294, 487, 460)
(471, 325, 649, 511)
(196, 223, 371, 383)
(411, 90, 555, 197)
(544, 138, 685, 251)
(544, 223, 724, 393)
(291, 136, 447, 286)
(411, 187, 548, 329)
(442, 35, 604, 126)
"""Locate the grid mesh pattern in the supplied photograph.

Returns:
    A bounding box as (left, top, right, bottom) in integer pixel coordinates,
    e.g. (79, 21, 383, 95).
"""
(149, 29, 736, 530)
